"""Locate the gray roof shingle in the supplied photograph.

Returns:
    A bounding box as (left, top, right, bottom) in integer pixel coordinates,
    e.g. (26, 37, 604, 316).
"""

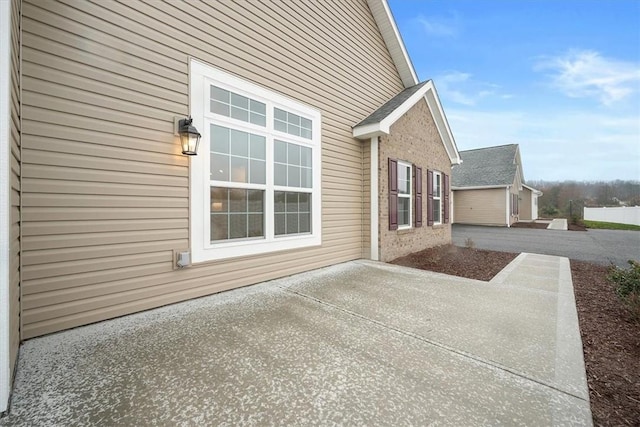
(355, 81, 429, 127)
(452, 144, 520, 187)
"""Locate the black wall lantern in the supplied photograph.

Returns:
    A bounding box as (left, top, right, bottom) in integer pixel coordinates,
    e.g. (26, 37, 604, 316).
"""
(175, 116, 201, 156)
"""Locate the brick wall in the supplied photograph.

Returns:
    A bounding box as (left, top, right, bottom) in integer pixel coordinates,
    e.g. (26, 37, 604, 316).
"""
(378, 99, 452, 262)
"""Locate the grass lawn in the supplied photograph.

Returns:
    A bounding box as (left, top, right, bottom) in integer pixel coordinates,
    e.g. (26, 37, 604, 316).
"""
(583, 220, 640, 231)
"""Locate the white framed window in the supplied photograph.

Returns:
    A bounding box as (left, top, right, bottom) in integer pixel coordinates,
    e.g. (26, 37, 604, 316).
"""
(190, 59, 322, 262)
(397, 161, 412, 229)
(433, 171, 442, 225)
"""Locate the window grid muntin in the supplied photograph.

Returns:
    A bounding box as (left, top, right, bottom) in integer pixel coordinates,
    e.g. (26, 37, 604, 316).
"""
(210, 124, 266, 185)
(210, 187, 264, 242)
(274, 107, 313, 139)
(274, 140, 312, 189)
(397, 162, 412, 228)
(210, 85, 266, 126)
(433, 171, 442, 224)
(274, 191, 312, 236)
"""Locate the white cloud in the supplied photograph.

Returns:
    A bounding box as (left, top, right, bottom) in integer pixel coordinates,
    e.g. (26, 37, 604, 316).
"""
(433, 71, 512, 106)
(536, 50, 640, 106)
(414, 14, 459, 37)
(447, 108, 640, 181)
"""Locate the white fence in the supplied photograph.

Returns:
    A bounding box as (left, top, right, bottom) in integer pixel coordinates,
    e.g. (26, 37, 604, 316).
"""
(584, 206, 640, 226)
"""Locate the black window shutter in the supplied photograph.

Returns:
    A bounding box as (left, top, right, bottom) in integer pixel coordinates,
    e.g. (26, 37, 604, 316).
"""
(389, 158, 398, 230)
(427, 169, 434, 226)
(414, 166, 422, 227)
(443, 173, 450, 224)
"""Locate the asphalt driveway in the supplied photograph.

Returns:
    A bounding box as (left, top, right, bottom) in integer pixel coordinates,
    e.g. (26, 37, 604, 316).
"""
(453, 224, 640, 267)
(2, 257, 590, 426)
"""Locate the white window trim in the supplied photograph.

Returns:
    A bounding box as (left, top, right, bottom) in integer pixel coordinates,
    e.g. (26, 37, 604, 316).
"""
(1, 0, 12, 413)
(397, 160, 412, 230)
(433, 171, 442, 225)
(189, 59, 322, 263)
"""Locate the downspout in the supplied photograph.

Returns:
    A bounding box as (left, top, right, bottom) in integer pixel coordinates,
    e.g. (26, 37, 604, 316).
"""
(370, 136, 379, 261)
(0, 0, 13, 414)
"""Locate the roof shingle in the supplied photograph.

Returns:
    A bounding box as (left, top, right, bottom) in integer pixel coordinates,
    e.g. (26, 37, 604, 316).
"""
(452, 144, 520, 187)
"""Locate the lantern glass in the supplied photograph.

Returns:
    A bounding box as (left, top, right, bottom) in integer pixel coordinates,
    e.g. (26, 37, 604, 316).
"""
(178, 117, 201, 155)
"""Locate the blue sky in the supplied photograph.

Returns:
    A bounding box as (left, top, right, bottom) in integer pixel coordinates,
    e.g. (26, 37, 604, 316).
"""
(388, 0, 640, 182)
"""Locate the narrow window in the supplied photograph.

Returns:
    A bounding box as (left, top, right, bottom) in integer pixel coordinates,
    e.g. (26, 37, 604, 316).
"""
(397, 161, 412, 229)
(433, 171, 442, 225)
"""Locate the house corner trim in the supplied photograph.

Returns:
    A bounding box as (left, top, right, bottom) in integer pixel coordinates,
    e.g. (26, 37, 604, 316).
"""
(370, 136, 379, 261)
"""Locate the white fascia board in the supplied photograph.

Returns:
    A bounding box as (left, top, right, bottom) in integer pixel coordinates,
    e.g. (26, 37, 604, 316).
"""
(452, 185, 508, 191)
(522, 183, 543, 195)
(423, 82, 461, 165)
(0, 0, 12, 414)
(505, 187, 511, 227)
(367, 0, 418, 87)
(352, 123, 387, 140)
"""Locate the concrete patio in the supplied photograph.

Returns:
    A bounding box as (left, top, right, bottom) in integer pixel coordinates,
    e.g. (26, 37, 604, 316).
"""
(1, 254, 591, 426)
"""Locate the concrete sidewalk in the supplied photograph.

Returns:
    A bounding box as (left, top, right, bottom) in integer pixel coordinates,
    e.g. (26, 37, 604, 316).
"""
(1, 255, 591, 426)
(547, 218, 568, 230)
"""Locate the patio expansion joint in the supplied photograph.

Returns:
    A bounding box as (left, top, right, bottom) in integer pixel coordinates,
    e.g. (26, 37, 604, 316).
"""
(280, 285, 589, 404)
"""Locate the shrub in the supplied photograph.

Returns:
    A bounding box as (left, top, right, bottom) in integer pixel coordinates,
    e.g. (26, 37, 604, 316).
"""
(607, 260, 640, 321)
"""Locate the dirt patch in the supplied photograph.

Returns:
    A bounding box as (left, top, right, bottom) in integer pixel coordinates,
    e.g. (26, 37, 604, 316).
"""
(392, 245, 639, 426)
(390, 244, 518, 282)
(569, 223, 588, 231)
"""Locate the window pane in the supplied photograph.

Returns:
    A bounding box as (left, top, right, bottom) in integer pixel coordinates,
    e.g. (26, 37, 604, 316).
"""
(230, 157, 248, 183)
(286, 192, 299, 212)
(275, 213, 286, 235)
(211, 214, 228, 241)
(250, 112, 266, 127)
(230, 92, 249, 109)
(248, 190, 263, 213)
(211, 101, 229, 116)
(211, 153, 229, 181)
(434, 201, 441, 223)
(299, 193, 310, 212)
(248, 214, 263, 238)
(274, 191, 285, 212)
(274, 164, 287, 186)
(301, 117, 312, 131)
(250, 99, 266, 115)
(250, 159, 265, 185)
(301, 168, 312, 188)
(288, 165, 300, 187)
(434, 174, 441, 197)
(301, 147, 312, 167)
(229, 129, 248, 157)
(211, 86, 229, 103)
(289, 113, 300, 126)
(274, 108, 287, 121)
(211, 187, 228, 213)
(398, 197, 410, 226)
(274, 120, 287, 133)
(229, 188, 247, 213)
(274, 140, 287, 163)
(230, 106, 249, 122)
(299, 212, 311, 233)
(287, 143, 301, 165)
(288, 124, 301, 137)
(286, 213, 299, 234)
(229, 214, 247, 239)
(210, 125, 229, 154)
(250, 135, 266, 160)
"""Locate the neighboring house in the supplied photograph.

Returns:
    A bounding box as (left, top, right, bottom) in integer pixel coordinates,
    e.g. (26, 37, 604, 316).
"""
(452, 144, 534, 227)
(519, 184, 543, 221)
(0, 0, 460, 411)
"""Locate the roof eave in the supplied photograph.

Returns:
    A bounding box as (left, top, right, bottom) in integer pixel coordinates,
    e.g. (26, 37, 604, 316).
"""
(452, 185, 510, 190)
(367, 0, 418, 87)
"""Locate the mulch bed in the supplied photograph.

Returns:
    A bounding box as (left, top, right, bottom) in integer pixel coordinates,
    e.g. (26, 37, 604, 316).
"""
(571, 261, 640, 426)
(391, 244, 640, 426)
(390, 244, 518, 282)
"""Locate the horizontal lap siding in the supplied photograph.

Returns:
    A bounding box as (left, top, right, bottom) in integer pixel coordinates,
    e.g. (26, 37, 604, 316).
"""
(9, 0, 21, 373)
(453, 189, 506, 226)
(21, 0, 404, 338)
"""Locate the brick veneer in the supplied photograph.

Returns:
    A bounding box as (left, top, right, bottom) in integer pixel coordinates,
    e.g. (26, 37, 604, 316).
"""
(378, 98, 452, 262)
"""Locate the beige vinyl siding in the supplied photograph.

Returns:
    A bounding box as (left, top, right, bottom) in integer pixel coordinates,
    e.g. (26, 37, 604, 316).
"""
(519, 187, 533, 221)
(20, 0, 404, 338)
(453, 188, 508, 226)
(9, 0, 21, 373)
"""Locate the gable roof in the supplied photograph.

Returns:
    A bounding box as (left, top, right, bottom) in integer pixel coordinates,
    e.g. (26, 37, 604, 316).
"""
(452, 144, 524, 188)
(352, 80, 461, 164)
